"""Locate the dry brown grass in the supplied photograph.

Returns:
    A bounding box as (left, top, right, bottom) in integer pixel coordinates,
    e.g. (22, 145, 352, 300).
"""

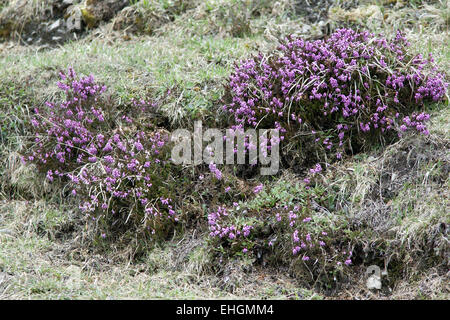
(0, 199, 315, 299)
(0, 0, 54, 39)
(329, 0, 449, 33)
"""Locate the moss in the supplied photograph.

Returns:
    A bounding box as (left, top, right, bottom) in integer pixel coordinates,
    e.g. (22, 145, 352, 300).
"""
(81, 7, 97, 28)
(0, 20, 12, 38)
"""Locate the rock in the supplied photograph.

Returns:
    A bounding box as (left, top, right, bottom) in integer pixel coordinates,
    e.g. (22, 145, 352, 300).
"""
(48, 19, 62, 32)
(301, 24, 311, 34)
(366, 275, 382, 290)
(366, 265, 382, 290)
(66, 6, 83, 32)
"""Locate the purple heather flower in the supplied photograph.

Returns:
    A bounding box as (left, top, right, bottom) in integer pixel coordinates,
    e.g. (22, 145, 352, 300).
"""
(134, 141, 144, 151)
(253, 184, 263, 194)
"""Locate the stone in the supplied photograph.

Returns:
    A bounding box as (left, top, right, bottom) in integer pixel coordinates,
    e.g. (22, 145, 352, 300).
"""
(301, 24, 311, 34)
(366, 275, 382, 290)
(48, 19, 62, 32)
(66, 6, 83, 32)
(366, 265, 382, 290)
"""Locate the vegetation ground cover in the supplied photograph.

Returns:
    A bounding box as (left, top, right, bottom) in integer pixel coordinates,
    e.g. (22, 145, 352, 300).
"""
(0, 0, 448, 299)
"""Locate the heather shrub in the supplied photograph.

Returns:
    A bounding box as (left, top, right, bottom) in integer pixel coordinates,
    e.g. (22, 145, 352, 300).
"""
(223, 28, 448, 169)
(207, 179, 353, 287)
(24, 68, 110, 173)
(23, 68, 178, 240)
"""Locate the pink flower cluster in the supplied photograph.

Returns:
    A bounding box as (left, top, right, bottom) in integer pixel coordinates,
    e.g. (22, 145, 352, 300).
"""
(24, 68, 177, 236)
(276, 204, 352, 267)
(223, 29, 447, 162)
(26, 67, 107, 168)
(208, 163, 223, 180)
(208, 206, 254, 241)
(74, 129, 176, 233)
(399, 112, 431, 136)
(208, 199, 353, 269)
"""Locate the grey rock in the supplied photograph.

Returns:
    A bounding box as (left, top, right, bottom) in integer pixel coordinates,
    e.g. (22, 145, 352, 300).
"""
(48, 19, 62, 33)
(366, 275, 382, 290)
(366, 265, 382, 290)
(66, 6, 83, 32)
(318, 20, 326, 28)
(301, 24, 311, 34)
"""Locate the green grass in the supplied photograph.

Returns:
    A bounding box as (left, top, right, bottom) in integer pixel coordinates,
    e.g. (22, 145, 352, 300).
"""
(0, 32, 264, 127)
(0, 200, 320, 299)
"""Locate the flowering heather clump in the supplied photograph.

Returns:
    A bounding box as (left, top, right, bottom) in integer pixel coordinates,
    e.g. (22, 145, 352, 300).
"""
(74, 129, 177, 237)
(223, 29, 447, 167)
(207, 205, 258, 258)
(24, 68, 177, 238)
(270, 202, 352, 270)
(25, 67, 108, 171)
(208, 206, 254, 242)
(207, 182, 353, 283)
